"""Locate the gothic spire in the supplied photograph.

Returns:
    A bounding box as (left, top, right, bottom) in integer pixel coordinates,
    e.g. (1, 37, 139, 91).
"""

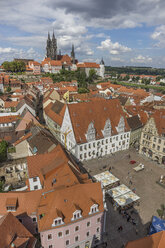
(71, 44, 75, 64)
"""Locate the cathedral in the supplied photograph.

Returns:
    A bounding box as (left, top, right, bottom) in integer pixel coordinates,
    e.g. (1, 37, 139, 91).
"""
(46, 31, 75, 63)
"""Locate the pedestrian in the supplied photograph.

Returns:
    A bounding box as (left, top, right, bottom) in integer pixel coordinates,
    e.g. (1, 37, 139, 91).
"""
(135, 228, 138, 235)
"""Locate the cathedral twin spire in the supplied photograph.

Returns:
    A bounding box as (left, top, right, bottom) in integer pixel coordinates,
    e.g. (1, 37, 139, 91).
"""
(46, 31, 57, 60)
(46, 31, 75, 63)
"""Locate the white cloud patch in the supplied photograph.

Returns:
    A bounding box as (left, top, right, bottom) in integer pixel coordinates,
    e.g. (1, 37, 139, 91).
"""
(0, 47, 18, 54)
(111, 57, 125, 62)
(131, 55, 152, 64)
(151, 25, 165, 47)
(0, 47, 41, 63)
(97, 38, 132, 55)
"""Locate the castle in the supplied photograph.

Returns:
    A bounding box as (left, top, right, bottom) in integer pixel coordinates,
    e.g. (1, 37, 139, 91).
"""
(46, 31, 75, 63)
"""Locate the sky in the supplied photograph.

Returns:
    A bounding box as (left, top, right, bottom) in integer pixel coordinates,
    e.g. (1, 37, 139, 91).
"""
(1, 0, 165, 67)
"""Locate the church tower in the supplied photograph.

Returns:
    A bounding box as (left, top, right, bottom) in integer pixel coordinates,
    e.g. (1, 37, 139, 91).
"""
(51, 31, 57, 60)
(100, 58, 105, 78)
(71, 44, 75, 64)
(46, 32, 51, 58)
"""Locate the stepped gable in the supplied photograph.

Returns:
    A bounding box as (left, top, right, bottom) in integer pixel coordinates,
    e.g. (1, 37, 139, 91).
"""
(67, 98, 130, 144)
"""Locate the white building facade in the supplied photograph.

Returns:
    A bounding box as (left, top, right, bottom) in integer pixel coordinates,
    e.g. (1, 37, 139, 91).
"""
(61, 100, 130, 161)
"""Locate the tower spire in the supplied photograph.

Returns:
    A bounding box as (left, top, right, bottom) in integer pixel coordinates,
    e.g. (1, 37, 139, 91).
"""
(71, 44, 75, 64)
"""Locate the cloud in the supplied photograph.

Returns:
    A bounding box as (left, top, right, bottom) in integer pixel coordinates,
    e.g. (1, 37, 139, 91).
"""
(131, 55, 152, 64)
(1, 0, 165, 66)
(111, 57, 125, 62)
(97, 38, 132, 55)
(0, 47, 41, 63)
(0, 47, 18, 54)
(151, 25, 165, 47)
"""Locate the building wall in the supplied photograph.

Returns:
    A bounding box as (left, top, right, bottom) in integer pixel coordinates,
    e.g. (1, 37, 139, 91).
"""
(40, 212, 104, 248)
(0, 160, 27, 184)
(8, 140, 30, 160)
(17, 104, 36, 116)
(139, 118, 165, 164)
(129, 128, 142, 146)
(76, 132, 130, 161)
(29, 177, 42, 191)
(61, 107, 130, 161)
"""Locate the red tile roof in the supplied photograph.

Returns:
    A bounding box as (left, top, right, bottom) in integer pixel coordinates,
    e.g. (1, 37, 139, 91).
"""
(0, 212, 36, 248)
(77, 62, 100, 68)
(125, 231, 165, 248)
(37, 182, 104, 232)
(0, 115, 19, 124)
(67, 98, 130, 144)
(151, 109, 165, 136)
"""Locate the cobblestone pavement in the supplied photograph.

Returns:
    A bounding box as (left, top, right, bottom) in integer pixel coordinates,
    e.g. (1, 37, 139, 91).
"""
(82, 148, 165, 248)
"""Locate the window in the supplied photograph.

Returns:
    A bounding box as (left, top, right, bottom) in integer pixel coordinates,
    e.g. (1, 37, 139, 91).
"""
(80, 154, 82, 159)
(58, 232, 62, 237)
(75, 236, 79, 242)
(163, 148, 165, 153)
(34, 185, 38, 190)
(97, 227, 100, 233)
(75, 226, 79, 232)
(93, 142, 95, 148)
(65, 229, 69, 235)
(48, 234, 52, 240)
(66, 240, 69, 246)
(49, 246, 53, 248)
(97, 217, 101, 223)
(153, 144, 155, 148)
(106, 139, 108, 144)
(88, 143, 91, 148)
(102, 140, 104, 145)
(33, 217, 36, 222)
(86, 231, 90, 237)
(80, 146, 82, 151)
(116, 136, 118, 141)
(33, 177, 37, 182)
(87, 221, 90, 227)
(159, 139, 161, 144)
(84, 153, 87, 158)
(157, 146, 160, 151)
(154, 137, 156, 142)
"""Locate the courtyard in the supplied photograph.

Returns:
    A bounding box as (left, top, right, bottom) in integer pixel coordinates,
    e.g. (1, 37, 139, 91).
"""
(82, 148, 165, 248)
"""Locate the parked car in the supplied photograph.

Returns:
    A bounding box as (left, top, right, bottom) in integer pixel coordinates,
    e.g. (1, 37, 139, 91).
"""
(130, 160, 136, 164)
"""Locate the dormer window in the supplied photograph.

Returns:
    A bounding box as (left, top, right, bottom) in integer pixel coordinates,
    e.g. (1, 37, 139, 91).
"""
(117, 116, 125, 133)
(102, 119, 111, 137)
(71, 210, 82, 221)
(6, 198, 17, 212)
(52, 217, 64, 227)
(86, 122, 96, 142)
(89, 204, 99, 215)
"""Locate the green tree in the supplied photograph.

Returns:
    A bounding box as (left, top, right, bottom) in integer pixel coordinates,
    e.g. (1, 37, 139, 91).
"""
(6, 86, 11, 92)
(0, 140, 8, 162)
(78, 88, 89, 94)
(157, 204, 165, 219)
(88, 69, 97, 83)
